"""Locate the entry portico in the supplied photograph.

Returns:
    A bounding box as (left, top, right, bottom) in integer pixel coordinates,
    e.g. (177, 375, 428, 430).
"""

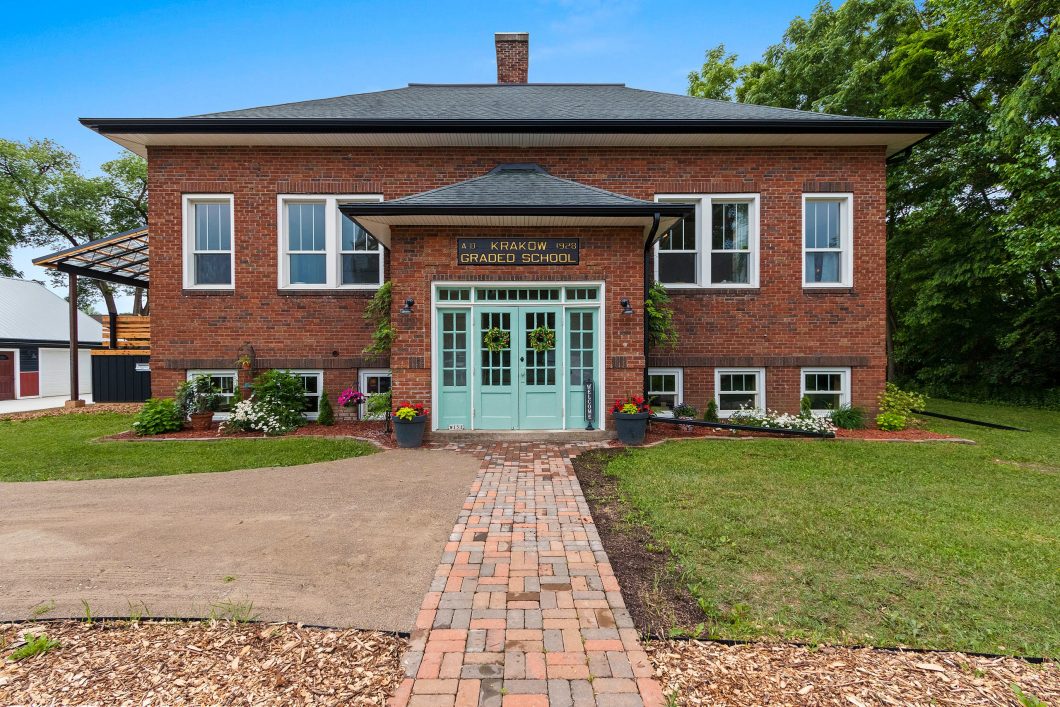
(341, 164, 692, 431)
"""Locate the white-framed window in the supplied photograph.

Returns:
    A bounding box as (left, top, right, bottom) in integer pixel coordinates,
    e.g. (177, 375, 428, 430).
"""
(803, 193, 853, 287)
(655, 195, 759, 288)
(278, 195, 384, 289)
(186, 370, 237, 417)
(647, 368, 682, 416)
(287, 370, 323, 419)
(359, 368, 392, 419)
(715, 368, 765, 417)
(183, 194, 234, 289)
(800, 368, 851, 415)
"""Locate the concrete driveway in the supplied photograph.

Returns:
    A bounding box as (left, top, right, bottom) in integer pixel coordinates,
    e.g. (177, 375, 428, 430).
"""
(0, 448, 478, 631)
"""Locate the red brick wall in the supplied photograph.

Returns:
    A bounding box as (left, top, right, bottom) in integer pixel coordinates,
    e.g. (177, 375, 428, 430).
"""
(146, 145, 887, 418)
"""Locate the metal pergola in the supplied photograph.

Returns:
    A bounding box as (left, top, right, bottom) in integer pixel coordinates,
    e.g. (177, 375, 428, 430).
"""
(32, 227, 150, 406)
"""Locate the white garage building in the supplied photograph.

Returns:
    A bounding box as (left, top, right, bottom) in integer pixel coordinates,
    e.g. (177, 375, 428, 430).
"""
(0, 277, 102, 401)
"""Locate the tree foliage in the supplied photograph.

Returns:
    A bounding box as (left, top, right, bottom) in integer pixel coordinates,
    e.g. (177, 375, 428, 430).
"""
(689, 0, 1059, 398)
(0, 139, 148, 313)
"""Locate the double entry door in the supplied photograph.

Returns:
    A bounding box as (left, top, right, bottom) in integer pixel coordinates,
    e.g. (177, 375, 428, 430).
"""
(436, 305, 598, 430)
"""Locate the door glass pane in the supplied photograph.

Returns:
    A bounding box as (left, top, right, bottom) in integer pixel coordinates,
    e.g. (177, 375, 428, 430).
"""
(524, 311, 556, 387)
(480, 311, 511, 387)
(441, 312, 467, 388)
(568, 310, 594, 387)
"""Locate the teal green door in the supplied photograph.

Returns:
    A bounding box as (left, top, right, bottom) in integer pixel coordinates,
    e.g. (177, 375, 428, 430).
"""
(436, 309, 471, 429)
(470, 306, 565, 430)
(518, 308, 563, 429)
(565, 309, 598, 429)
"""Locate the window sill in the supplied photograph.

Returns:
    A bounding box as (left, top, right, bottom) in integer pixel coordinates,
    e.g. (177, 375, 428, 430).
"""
(276, 288, 376, 297)
(803, 286, 857, 295)
(182, 288, 234, 296)
(664, 285, 759, 294)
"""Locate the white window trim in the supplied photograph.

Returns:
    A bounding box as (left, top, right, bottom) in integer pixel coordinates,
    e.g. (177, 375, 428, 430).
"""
(186, 369, 238, 420)
(182, 194, 235, 290)
(654, 194, 760, 289)
(290, 369, 324, 420)
(800, 367, 851, 416)
(277, 194, 384, 290)
(714, 367, 766, 417)
(647, 367, 683, 417)
(359, 368, 392, 419)
(802, 193, 854, 288)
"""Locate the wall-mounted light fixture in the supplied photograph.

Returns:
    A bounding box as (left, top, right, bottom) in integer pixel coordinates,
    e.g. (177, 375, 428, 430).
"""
(399, 298, 415, 315)
(620, 298, 634, 315)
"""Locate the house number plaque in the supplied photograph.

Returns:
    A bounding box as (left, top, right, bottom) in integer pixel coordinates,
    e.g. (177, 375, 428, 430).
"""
(457, 238, 580, 265)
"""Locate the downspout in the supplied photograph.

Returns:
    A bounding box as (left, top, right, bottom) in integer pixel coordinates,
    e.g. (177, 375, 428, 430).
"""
(642, 212, 662, 396)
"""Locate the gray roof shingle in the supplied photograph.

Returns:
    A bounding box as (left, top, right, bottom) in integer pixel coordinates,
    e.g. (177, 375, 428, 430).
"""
(380, 163, 673, 210)
(190, 83, 871, 123)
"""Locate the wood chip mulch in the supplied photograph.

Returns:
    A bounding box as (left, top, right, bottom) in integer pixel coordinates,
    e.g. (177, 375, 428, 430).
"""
(104, 420, 396, 447)
(0, 621, 407, 706)
(647, 639, 1060, 706)
(0, 402, 144, 422)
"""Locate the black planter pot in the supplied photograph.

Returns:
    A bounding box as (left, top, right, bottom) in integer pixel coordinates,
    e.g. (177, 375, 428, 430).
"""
(613, 411, 650, 445)
(394, 415, 428, 448)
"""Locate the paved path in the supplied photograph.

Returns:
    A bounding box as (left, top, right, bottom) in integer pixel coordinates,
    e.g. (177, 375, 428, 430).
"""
(392, 442, 664, 707)
(0, 449, 479, 631)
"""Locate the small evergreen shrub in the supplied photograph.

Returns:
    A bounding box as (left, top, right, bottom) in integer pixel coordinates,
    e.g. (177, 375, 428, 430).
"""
(317, 392, 335, 426)
(830, 404, 866, 430)
(800, 396, 813, 416)
(703, 399, 719, 422)
(132, 398, 183, 436)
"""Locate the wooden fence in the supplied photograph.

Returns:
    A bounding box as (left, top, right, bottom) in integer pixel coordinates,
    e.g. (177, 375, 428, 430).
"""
(93, 315, 150, 355)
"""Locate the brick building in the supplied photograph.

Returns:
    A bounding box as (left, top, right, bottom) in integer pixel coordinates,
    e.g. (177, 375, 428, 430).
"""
(75, 32, 945, 431)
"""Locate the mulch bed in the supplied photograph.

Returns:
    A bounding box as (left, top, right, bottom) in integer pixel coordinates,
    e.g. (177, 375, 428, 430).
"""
(0, 620, 406, 706)
(647, 640, 1060, 706)
(611, 422, 958, 447)
(0, 402, 144, 422)
(571, 449, 1058, 706)
(106, 420, 395, 447)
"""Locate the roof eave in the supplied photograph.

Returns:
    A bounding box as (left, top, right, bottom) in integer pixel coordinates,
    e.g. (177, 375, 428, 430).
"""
(80, 117, 953, 135)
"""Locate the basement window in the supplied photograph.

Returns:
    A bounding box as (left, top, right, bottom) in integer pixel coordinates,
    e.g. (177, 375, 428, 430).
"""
(647, 368, 682, 416)
(801, 368, 851, 415)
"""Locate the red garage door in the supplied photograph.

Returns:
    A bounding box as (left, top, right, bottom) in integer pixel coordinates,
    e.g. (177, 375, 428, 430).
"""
(0, 352, 14, 400)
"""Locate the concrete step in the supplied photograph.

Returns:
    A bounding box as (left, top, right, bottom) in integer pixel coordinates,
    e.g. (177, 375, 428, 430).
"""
(429, 429, 614, 443)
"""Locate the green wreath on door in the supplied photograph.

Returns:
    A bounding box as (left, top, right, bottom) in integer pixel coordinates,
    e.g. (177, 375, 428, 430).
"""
(483, 326, 511, 352)
(528, 326, 556, 352)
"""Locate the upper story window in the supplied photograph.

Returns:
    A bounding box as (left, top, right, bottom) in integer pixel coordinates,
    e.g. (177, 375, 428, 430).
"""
(183, 195, 234, 289)
(655, 195, 759, 288)
(278, 195, 383, 289)
(803, 194, 853, 287)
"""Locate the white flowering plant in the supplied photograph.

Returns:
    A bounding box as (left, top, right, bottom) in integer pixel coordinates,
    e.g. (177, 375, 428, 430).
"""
(729, 407, 836, 435)
(220, 398, 298, 436)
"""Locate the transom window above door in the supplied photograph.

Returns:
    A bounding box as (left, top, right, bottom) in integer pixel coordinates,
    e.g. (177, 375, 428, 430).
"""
(654, 194, 759, 288)
(278, 195, 384, 289)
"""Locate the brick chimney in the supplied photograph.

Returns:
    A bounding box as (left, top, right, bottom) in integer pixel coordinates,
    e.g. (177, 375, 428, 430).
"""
(495, 32, 529, 84)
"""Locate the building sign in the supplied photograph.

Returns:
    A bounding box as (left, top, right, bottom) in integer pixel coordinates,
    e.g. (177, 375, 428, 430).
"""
(457, 238, 580, 266)
(584, 377, 595, 430)
(134, 362, 150, 372)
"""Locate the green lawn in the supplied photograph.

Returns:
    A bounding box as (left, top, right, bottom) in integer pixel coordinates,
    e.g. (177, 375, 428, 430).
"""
(606, 400, 1060, 657)
(0, 413, 377, 482)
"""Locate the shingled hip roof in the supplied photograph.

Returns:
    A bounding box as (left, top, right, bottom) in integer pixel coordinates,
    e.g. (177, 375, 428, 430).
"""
(338, 164, 693, 244)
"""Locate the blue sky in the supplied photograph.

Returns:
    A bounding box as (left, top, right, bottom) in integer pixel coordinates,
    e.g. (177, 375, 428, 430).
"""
(2, 0, 817, 307)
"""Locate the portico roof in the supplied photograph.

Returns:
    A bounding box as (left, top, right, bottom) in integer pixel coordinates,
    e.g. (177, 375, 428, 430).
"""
(32, 226, 150, 288)
(339, 164, 693, 245)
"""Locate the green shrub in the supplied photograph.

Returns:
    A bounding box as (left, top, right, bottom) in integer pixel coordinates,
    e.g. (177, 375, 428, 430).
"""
(878, 382, 927, 417)
(875, 411, 907, 431)
(830, 404, 866, 430)
(366, 390, 392, 418)
(132, 398, 183, 436)
(703, 399, 719, 422)
(799, 396, 813, 416)
(317, 392, 335, 426)
(250, 369, 307, 433)
(363, 280, 394, 355)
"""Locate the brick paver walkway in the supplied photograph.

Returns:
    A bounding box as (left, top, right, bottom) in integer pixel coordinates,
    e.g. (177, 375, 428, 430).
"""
(390, 442, 665, 707)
